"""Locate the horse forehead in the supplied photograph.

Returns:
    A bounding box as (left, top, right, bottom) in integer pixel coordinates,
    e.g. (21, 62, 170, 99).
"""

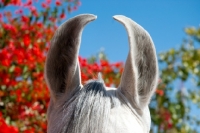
(108, 105, 147, 132)
(106, 86, 150, 132)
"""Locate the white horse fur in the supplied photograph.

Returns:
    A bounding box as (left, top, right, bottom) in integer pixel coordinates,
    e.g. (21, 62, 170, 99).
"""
(45, 14, 159, 133)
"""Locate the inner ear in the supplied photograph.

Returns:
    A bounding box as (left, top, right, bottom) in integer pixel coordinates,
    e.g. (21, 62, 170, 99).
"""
(45, 14, 97, 101)
(113, 15, 159, 110)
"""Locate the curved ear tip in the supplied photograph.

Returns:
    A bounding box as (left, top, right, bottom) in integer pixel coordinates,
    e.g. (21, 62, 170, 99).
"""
(88, 14, 97, 19)
(113, 15, 123, 19)
(87, 14, 97, 20)
(78, 14, 97, 21)
(113, 15, 128, 22)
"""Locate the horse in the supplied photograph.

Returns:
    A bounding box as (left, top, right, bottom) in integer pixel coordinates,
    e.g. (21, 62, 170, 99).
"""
(45, 14, 159, 133)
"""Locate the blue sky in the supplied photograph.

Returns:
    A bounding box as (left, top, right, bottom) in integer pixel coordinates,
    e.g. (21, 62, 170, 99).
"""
(66, 0, 200, 62)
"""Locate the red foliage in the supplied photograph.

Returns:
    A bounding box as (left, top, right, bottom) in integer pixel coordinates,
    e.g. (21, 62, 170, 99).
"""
(55, 0, 61, 6)
(0, 0, 81, 132)
(0, 112, 19, 133)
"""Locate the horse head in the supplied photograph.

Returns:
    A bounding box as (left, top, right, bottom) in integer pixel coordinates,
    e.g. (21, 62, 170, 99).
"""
(45, 14, 159, 133)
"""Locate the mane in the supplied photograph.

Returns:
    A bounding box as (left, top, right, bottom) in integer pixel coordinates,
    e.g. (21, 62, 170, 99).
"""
(61, 75, 119, 133)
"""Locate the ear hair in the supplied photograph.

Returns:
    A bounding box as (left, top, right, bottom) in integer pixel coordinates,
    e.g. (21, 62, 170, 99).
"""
(45, 14, 97, 101)
(113, 15, 159, 110)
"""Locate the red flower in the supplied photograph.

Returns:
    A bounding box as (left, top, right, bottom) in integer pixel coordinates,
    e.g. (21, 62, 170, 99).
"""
(0, 49, 12, 66)
(15, 9, 23, 14)
(21, 16, 29, 23)
(100, 60, 109, 67)
(3, 76, 10, 85)
(22, 0, 32, 6)
(3, 24, 17, 33)
(79, 58, 87, 67)
(46, 0, 51, 4)
(10, 0, 21, 5)
(113, 62, 123, 68)
(14, 66, 22, 76)
(77, 1, 81, 6)
(8, 41, 15, 50)
(24, 128, 35, 133)
(0, 112, 19, 133)
(56, 0, 61, 6)
(1, 59, 11, 67)
(60, 13, 66, 19)
(33, 45, 41, 56)
(0, 13, 2, 21)
(23, 34, 31, 46)
(73, 6, 77, 11)
(27, 52, 35, 62)
(41, 2, 48, 8)
(37, 22, 43, 28)
(14, 48, 25, 64)
(26, 0, 32, 6)
(29, 6, 38, 17)
(156, 89, 164, 96)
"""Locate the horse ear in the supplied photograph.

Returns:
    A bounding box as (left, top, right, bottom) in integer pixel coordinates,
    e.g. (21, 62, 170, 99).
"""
(113, 15, 159, 109)
(45, 14, 97, 101)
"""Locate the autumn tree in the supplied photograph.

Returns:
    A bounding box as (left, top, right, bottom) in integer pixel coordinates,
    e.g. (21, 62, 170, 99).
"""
(150, 27, 200, 133)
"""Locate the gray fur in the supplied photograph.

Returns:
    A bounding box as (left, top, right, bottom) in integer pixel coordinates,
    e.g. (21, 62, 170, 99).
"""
(113, 15, 159, 111)
(45, 14, 97, 101)
(61, 78, 117, 133)
(45, 14, 159, 133)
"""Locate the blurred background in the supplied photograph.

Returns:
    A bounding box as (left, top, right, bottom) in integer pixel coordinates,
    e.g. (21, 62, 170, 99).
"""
(0, 0, 200, 132)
